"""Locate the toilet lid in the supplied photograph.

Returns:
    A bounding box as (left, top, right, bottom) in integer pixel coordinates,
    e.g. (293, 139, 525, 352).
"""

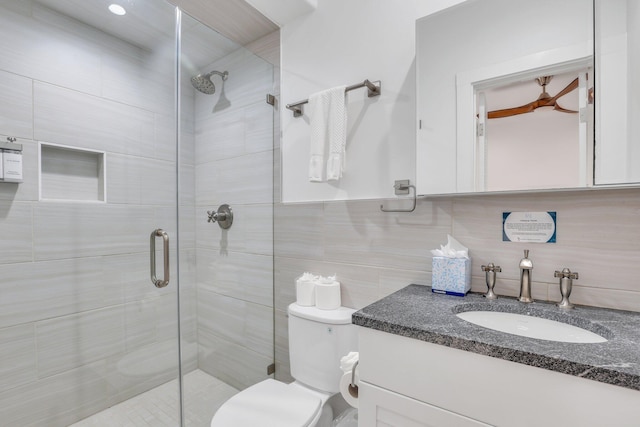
(211, 379, 322, 427)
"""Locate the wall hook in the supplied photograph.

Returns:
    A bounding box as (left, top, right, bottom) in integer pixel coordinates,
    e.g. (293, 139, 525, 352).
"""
(380, 180, 417, 213)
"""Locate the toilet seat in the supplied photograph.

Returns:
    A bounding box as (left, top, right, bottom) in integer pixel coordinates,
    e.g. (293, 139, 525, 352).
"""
(211, 379, 322, 427)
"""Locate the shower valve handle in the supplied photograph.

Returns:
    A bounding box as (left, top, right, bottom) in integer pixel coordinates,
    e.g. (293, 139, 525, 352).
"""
(206, 204, 233, 229)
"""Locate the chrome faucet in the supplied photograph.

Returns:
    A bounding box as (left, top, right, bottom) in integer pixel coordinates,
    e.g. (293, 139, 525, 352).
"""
(518, 249, 533, 303)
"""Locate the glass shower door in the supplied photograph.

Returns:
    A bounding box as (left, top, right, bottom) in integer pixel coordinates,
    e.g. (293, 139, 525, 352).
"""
(0, 0, 275, 425)
(0, 0, 184, 425)
(179, 10, 276, 426)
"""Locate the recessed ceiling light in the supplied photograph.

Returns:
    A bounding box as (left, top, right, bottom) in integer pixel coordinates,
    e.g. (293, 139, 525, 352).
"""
(108, 4, 126, 15)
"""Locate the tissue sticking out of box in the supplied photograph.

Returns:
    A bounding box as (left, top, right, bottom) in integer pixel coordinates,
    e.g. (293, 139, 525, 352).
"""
(431, 235, 471, 296)
(430, 234, 469, 259)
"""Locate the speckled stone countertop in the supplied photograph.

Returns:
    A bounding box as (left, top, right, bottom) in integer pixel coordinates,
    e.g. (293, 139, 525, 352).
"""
(352, 284, 640, 392)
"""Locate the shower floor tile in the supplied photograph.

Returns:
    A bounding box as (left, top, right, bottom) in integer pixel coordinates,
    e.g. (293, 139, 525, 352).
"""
(69, 369, 238, 427)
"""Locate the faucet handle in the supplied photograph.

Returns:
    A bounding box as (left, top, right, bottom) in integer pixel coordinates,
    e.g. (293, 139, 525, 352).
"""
(481, 263, 501, 300)
(554, 268, 578, 280)
(481, 263, 502, 273)
(555, 268, 578, 309)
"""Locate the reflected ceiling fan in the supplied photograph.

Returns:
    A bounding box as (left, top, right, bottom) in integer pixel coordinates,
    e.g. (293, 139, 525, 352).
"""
(487, 76, 578, 119)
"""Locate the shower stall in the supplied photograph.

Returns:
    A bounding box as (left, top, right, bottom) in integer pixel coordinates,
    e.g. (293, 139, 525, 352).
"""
(0, 1, 276, 425)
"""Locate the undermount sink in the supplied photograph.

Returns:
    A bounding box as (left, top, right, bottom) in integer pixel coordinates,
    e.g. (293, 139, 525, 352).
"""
(456, 310, 608, 343)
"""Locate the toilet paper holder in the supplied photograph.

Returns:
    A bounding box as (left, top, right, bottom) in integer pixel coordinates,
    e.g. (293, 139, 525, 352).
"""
(348, 360, 359, 398)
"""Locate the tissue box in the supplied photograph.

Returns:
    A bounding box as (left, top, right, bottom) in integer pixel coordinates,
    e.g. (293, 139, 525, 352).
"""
(431, 256, 471, 296)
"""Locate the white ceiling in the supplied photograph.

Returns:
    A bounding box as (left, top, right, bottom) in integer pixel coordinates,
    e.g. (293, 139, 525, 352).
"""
(34, 0, 277, 68)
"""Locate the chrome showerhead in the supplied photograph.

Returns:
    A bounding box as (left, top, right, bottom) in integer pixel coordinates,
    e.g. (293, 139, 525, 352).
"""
(190, 70, 228, 95)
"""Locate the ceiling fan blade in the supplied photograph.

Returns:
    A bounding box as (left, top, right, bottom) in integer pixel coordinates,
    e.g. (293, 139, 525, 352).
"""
(487, 103, 534, 119)
(550, 77, 579, 102)
(553, 103, 578, 114)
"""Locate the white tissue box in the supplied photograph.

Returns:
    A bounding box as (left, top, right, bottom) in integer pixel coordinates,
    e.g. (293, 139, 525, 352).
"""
(431, 256, 471, 296)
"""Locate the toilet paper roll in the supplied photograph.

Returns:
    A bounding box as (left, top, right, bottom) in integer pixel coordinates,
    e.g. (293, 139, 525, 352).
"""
(315, 281, 341, 309)
(339, 371, 359, 408)
(296, 278, 316, 306)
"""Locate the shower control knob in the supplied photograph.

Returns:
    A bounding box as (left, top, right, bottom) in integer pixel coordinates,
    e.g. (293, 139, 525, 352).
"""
(206, 204, 233, 229)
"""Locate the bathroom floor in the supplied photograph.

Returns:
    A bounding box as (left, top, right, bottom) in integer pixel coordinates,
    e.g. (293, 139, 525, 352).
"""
(70, 370, 238, 427)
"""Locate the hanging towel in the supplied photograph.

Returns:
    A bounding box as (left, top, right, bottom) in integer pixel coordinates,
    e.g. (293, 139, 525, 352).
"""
(308, 85, 347, 182)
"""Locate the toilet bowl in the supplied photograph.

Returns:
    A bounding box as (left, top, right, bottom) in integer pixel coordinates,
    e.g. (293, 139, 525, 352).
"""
(211, 303, 357, 427)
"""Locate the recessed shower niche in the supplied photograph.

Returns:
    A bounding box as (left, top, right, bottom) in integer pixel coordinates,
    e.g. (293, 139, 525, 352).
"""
(39, 142, 106, 202)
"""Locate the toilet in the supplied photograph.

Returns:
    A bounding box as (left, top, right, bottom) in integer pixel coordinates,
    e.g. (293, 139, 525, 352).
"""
(211, 302, 357, 427)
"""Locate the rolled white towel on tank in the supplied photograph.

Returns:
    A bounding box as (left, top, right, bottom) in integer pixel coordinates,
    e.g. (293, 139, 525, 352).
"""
(315, 275, 341, 310)
(296, 272, 318, 306)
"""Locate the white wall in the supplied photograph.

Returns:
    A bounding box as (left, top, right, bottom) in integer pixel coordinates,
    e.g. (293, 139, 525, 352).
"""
(280, 0, 465, 202)
(272, 0, 640, 389)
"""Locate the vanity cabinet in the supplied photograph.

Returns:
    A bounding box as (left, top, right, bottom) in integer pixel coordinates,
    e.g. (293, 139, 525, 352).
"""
(359, 382, 489, 427)
(358, 327, 640, 427)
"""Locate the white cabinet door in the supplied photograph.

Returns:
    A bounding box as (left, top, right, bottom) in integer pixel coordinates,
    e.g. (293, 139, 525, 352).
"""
(359, 382, 491, 427)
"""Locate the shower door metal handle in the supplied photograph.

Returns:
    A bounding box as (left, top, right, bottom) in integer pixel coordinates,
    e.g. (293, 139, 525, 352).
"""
(150, 229, 170, 288)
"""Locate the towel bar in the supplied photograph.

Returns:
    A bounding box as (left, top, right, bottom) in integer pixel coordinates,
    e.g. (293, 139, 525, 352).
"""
(286, 79, 381, 117)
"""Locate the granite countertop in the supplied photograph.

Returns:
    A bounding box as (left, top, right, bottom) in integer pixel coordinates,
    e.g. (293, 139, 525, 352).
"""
(352, 284, 640, 392)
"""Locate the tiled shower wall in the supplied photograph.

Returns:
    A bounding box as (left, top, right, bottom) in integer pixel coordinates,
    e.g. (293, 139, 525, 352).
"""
(193, 42, 276, 390)
(273, 189, 640, 381)
(0, 2, 197, 425)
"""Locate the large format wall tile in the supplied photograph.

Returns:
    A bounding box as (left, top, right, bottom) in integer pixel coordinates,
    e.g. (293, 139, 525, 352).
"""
(36, 306, 125, 378)
(0, 5, 102, 97)
(0, 201, 33, 264)
(34, 82, 155, 158)
(195, 149, 273, 206)
(195, 203, 273, 256)
(0, 360, 108, 427)
(322, 198, 452, 271)
(197, 249, 273, 306)
(33, 203, 153, 260)
(198, 331, 272, 391)
(0, 324, 36, 392)
(0, 69, 32, 140)
(274, 202, 325, 260)
(107, 154, 177, 205)
(101, 46, 174, 115)
(453, 189, 640, 292)
(197, 290, 273, 357)
(0, 257, 123, 329)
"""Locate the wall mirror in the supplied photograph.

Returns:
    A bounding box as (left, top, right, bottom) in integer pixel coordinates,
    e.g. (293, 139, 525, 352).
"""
(416, 0, 639, 195)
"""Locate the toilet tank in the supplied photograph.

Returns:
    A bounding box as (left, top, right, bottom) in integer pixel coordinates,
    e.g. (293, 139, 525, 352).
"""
(288, 303, 358, 393)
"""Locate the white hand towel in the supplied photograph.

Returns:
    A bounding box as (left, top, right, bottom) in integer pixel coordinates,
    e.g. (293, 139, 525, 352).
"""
(308, 85, 347, 182)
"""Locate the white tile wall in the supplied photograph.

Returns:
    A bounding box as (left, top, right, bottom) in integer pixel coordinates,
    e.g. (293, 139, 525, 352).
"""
(0, 202, 33, 263)
(193, 41, 276, 392)
(33, 82, 156, 157)
(273, 189, 640, 380)
(0, 360, 109, 427)
(0, 70, 33, 139)
(0, 324, 37, 392)
(0, 2, 191, 425)
(36, 306, 126, 377)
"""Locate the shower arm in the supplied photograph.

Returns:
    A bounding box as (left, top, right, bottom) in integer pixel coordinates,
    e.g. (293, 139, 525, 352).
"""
(208, 70, 228, 81)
